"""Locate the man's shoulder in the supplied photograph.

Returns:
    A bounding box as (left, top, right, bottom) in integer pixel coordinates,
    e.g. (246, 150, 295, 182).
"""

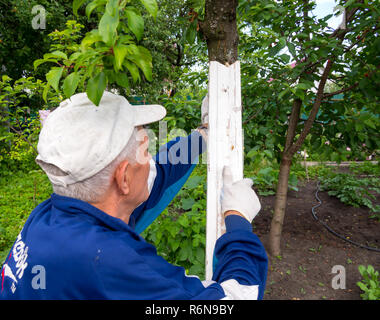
(24, 197, 144, 263)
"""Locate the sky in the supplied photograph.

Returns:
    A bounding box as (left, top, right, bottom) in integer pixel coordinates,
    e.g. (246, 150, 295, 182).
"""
(313, 0, 344, 29)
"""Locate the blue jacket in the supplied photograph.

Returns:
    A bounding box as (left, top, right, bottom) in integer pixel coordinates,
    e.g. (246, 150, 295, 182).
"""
(0, 132, 268, 300)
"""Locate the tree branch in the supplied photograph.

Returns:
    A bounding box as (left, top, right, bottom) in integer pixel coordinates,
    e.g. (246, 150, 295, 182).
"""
(286, 59, 334, 157)
(284, 98, 302, 152)
(323, 82, 359, 99)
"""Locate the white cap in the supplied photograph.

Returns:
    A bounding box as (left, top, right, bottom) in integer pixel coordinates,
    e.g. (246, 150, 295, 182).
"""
(36, 91, 166, 187)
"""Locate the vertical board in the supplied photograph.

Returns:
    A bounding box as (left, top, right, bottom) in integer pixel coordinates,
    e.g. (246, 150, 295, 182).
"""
(205, 61, 243, 280)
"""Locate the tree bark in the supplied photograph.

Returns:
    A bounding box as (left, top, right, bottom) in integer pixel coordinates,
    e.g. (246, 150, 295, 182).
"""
(268, 156, 292, 256)
(268, 99, 301, 256)
(199, 0, 239, 65)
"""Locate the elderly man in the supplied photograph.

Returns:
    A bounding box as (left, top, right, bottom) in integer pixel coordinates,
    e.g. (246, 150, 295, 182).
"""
(0, 91, 267, 300)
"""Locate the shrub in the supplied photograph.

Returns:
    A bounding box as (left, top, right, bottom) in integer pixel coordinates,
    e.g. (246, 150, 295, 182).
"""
(357, 265, 380, 300)
(142, 166, 207, 279)
(319, 172, 380, 219)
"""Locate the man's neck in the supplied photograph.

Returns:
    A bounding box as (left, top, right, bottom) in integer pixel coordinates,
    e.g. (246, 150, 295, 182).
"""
(90, 196, 134, 225)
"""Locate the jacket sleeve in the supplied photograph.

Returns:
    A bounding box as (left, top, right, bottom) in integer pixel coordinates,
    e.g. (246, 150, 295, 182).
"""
(96, 215, 268, 300)
(131, 130, 206, 234)
(211, 215, 268, 300)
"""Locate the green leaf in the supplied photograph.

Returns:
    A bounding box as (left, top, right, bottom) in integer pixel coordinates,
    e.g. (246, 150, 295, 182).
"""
(367, 265, 375, 274)
(139, 0, 158, 19)
(178, 215, 189, 228)
(269, 38, 286, 57)
(113, 44, 129, 71)
(99, 12, 119, 45)
(128, 46, 153, 81)
(34, 59, 50, 70)
(73, 0, 86, 16)
(181, 198, 195, 211)
(344, 0, 356, 8)
(185, 22, 197, 45)
(63, 72, 80, 98)
(288, 173, 298, 189)
(124, 60, 140, 83)
(125, 9, 144, 41)
(50, 50, 68, 60)
(86, 71, 107, 106)
(114, 72, 130, 89)
(264, 149, 273, 159)
(86, 0, 107, 18)
(168, 238, 180, 252)
(42, 84, 50, 102)
(278, 87, 290, 100)
(358, 265, 366, 275)
(279, 54, 290, 63)
(296, 82, 313, 90)
(294, 89, 305, 100)
(357, 281, 367, 291)
(287, 42, 296, 57)
(81, 29, 103, 49)
(364, 119, 376, 129)
(69, 52, 81, 61)
(186, 175, 203, 189)
(106, 0, 119, 16)
(46, 67, 64, 92)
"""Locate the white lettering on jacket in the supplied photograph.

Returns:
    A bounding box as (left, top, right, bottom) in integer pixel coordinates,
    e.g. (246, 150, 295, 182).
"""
(12, 231, 29, 280)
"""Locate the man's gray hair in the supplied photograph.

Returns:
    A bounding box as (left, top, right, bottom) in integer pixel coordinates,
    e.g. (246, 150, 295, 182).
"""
(37, 127, 140, 203)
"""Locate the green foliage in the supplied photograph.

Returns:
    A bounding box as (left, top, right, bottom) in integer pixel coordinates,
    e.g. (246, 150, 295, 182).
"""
(0, 76, 54, 172)
(349, 161, 380, 176)
(142, 166, 207, 279)
(238, 0, 380, 164)
(319, 171, 380, 218)
(357, 265, 380, 300)
(248, 166, 299, 196)
(243, 159, 303, 196)
(158, 89, 206, 133)
(0, 170, 52, 265)
(0, 0, 89, 81)
(34, 0, 159, 106)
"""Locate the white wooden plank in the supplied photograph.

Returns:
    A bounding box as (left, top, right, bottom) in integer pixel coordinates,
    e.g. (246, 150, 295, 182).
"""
(205, 61, 243, 280)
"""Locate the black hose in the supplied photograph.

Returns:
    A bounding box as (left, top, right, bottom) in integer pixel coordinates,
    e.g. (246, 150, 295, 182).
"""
(312, 180, 380, 253)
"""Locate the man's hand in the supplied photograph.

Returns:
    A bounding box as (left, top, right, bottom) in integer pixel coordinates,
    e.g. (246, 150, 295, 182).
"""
(196, 94, 209, 144)
(221, 166, 261, 223)
(201, 94, 209, 125)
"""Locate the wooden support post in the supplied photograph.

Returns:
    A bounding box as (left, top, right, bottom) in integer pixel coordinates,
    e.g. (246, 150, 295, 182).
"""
(205, 61, 243, 280)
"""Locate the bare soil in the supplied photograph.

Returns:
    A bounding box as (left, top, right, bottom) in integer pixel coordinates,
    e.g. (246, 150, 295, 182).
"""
(253, 177, 380, 300)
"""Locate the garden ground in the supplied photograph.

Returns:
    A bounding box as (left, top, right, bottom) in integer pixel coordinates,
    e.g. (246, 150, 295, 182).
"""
(255, 176, 380, 300)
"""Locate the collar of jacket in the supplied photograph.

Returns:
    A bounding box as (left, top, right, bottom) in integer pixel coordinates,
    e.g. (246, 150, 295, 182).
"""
(50, 193, 138, 236)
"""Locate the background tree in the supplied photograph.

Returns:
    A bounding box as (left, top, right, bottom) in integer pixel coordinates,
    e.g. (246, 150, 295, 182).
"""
(131, 0, 208, 102)
(0, 0, 96, 81)
(237, 0, 380, 256)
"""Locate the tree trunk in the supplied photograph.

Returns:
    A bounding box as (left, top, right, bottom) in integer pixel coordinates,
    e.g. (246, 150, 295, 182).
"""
(268, 156, 292, 256)
(268, 99, 302, 256)
(200, 0, 239, 65)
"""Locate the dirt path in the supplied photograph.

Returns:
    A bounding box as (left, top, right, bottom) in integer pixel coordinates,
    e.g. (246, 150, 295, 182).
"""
(253, 179, 380, 300)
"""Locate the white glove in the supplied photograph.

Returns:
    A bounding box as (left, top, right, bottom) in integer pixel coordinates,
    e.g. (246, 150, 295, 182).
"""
(221, 166, 261, 223)
(201, 94, 209, 125)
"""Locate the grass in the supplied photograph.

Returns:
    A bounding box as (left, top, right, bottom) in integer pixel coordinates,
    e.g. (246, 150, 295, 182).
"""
(0, 169, 52, 264)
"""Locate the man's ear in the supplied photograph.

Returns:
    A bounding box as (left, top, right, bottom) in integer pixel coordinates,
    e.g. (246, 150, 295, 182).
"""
(115, 160, 131, 195)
